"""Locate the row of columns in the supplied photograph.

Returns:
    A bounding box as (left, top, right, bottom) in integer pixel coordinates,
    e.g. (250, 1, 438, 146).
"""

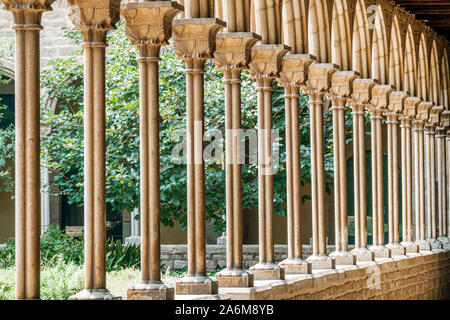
(3, 0, 450, 300)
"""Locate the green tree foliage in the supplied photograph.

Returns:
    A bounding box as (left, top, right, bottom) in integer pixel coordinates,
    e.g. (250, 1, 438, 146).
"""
(0, 22, 368, 232)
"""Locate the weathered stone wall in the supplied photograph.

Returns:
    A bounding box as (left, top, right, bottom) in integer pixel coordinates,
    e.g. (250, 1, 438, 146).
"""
(0, 0, 75, 67)
(219, 251, 450, 300)
(161, 244, 340, 271)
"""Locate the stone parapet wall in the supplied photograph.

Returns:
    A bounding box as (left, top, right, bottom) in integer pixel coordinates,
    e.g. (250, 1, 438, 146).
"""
(161, 244, 343, 271)
(218, 251, 450, 300)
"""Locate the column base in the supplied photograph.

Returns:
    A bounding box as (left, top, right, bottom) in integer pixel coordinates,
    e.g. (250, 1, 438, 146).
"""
(215, 268, 254, 287)
(426, 238, 443, 250)
(125, 236, 141, 246)
(127, 281, 174, 300)
(69, 289, 121, 300)
(437, 236, 449, 245)
(386, 243, 406, 256)
(415, 239, 432, 252)
(350, 247, 375, 262)
(368, 245, 391, 258)
(329, 251, 356, 265)
(306, 254, 336, 270)
(249, 262, 285, 280)
(400, 241, 419, 254)
(278, 258, 312, 274)
(175, 275, 218, 295)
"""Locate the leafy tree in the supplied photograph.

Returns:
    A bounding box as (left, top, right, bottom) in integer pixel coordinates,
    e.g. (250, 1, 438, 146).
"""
(0, 22, 370, 232)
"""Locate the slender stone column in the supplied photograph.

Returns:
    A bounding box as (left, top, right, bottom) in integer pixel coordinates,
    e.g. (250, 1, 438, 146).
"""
(305, 63, 338, 270)
(368, 85, 394, 259)
(437, 110, 450, 246)
(172, 17, 225, 295)
(121, 0, 182, 300)
(278, 54, 315, 274)
(328, 71, 359, 266)
(385, 91, 408, 256)
(425, 105, 444, 250)
(446, 126, 450, 247)
(413, 101, 433, 251)
(67, 0, 120, 300)
(399, 97, 421, 254)
(213, 32, 260, 287)
(1, 0, 55, 300)
(350, 79, 376, 262)
(248, 44, 289, 280)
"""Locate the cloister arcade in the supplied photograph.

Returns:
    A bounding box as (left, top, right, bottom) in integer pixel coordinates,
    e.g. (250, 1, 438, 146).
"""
(0, 0, 449, 300)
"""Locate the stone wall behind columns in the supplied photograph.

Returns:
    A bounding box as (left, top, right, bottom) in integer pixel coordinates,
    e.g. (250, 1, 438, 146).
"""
(0, 0, 76, 67)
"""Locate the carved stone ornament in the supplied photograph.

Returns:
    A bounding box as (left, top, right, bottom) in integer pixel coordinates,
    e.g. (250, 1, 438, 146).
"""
(120, 0, 183, 46)
(402, 96, 422, 120)
(351, 78, 377, 105)
(387, 91, 408, 114)
(439, 110, 450, 129)
(278, 53, 315, 87)
(329, 70, 360, 99)
(248, 44, 290, 79)
(172, 18, 226, 60)
(67, 0, 121, 31)
(0, 0, 55, 25)
(306, 63, 339, 92)
(370, 84, 395, 112)
(214, 32, 261, 70)
(428, 105, 444, 126)
(415, 101, 433, 122)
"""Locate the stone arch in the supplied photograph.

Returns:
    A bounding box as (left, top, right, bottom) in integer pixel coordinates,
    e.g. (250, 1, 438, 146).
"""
(308, 0, 331, 63)
(0, 59, 15, 80)
(184, 0, 215, 18)
(441, 49, 449, 108)
(388, 15, 403, 90)
(252, 0, 283, 44)
(417, 33, 429, 101)
(430, 40, 440, 105)
(331, 0, 351, 70)
(352, 0, 371, 78)
(371, 4, 388, 84)
(281, 0, 308, 53)
(403, 24, 416, 97)
(217, 0, 251, 32)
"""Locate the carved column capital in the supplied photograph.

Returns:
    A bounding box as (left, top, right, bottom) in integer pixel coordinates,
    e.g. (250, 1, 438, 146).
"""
(0, 0, 55, 26)
(369, 84, 395, 113)
(172, 18, 225, 60)
(329, 70, 359, 106)
(401, 96, 421, 121)
(439, 110, 450, 131)
(426, 105, 444, 130)
(387, 91, 408, 121)
(248, 44, 290, 80)
(68, 0, 121, 43)
(120, 0, 183, 51)
(415, 101, 433, 125)
(306, 63, 339, 94)
(351, 78, 377, 106)
(214, 32, 260, 71)
(278, 53, 315, 88)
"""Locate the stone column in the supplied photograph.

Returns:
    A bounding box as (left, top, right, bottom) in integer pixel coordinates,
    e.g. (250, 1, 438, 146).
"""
(121, 0, 182, 300)
(328, 71, 359, 266)
(399, 97, 421, 254)
(446, 126, 450, 247)
(437, 110, 450, 246)
(248, 44, 289, 280)
(67, 0, 120, 300)
(213, 32, 260, 287)
(125, 208, 141, 245)
(413, 101, 433, 251)
(368, 85, 394, 259)
(385, 91, 408, 256)
(277, 54, 314, 274)
(41, 165, 51, 235)
(349, 79, 376, 262)
(172, 17, 225, 295)
(425, 105, 444, 250)
(1, 0, 55, 300)
(305, 63, 338, 270)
